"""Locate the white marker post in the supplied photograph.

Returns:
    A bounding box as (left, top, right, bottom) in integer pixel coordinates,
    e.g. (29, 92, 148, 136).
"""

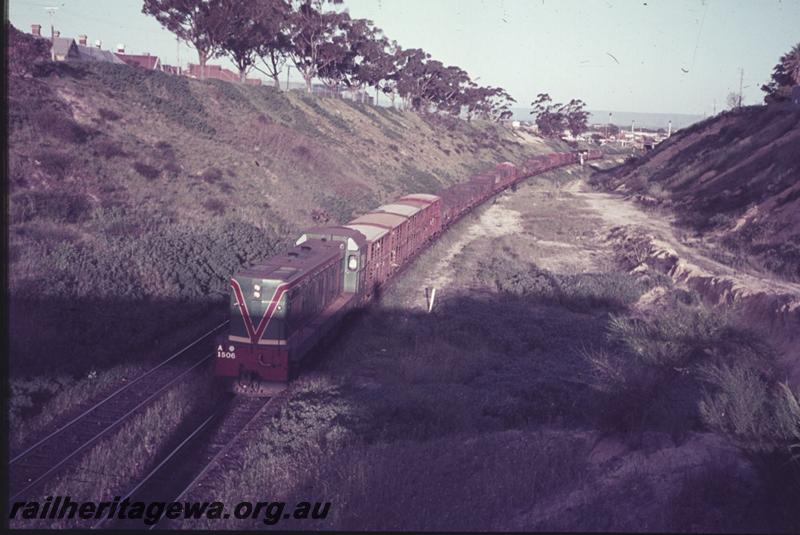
(425, 287, 437, 313)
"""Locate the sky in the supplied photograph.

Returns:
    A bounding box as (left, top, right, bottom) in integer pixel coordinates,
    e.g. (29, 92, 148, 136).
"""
(7, 0, 800, 116)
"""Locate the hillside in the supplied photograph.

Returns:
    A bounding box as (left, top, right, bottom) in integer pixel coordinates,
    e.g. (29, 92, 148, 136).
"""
(7, 58, 562, 379)
(590, 104, 800, 281)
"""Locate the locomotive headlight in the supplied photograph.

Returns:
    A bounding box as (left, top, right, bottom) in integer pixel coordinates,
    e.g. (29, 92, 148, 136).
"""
(254, 284, 261, 292)
(347, 255, 358, 271)
(253, 291, 261, 299)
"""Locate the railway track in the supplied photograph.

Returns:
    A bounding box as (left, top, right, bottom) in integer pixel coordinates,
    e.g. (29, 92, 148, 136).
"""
(8, 320, 229, 504)
(92, 394, 278, 530)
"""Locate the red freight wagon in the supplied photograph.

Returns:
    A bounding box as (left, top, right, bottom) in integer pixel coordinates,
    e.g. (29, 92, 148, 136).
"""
(495, 162, 519, 188)
(398, 194, 443, 245)
(343, 223, 391, 296)
(348, 212, 410, 276)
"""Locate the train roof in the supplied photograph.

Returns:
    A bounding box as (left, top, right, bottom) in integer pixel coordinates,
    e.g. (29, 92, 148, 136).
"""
(238, 239, 342, 283)
(375, 203, 421, 217)
(298, 225, 368, 249)
(344, 223, 389, 242)
(350, 212, 407, 229)
(400, 193, 440, 203)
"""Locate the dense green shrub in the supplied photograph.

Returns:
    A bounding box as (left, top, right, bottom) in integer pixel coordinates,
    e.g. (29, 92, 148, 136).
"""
(202, 198, 225, 215)
(200, 167, 223, 183)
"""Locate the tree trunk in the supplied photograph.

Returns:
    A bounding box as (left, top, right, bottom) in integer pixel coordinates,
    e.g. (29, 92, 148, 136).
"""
(198, 48, 207, 80)
(239, 67, 247, 83)
(272, 74, 281, 89)
(304, 73, 312, 94)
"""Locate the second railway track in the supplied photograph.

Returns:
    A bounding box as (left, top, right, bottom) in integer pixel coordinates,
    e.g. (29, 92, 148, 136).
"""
(9, 320, 228, 504)
(92, 394, 279, 530)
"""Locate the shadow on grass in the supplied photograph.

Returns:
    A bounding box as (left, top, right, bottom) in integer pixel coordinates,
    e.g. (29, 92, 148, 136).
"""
(285, 287, 800, 531)
(9, 295, 226, 377)
(8, 294, 227, 450)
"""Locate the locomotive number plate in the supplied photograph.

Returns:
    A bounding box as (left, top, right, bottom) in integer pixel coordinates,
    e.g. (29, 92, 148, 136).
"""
(216, 344, 236, 359)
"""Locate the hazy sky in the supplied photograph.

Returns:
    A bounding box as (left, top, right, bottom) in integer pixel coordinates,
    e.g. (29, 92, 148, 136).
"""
(7, 0, 800, 115)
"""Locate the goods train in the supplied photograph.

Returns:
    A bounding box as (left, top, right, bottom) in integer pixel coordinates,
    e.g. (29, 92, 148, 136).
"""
(215, 149, 602, 391)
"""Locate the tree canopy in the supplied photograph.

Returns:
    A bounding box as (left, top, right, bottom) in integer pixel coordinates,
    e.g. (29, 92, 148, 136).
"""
(530, 94, 589, 139)
(141, 0, 528, 122)
(761, 42, 800, 104)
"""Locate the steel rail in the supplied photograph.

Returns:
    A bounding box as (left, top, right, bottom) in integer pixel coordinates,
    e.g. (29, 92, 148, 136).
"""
(11, 319, 229, 464)
(9, 354, 213, 502)
(145, 396, 278, 530)
(90, 405, 227, 530)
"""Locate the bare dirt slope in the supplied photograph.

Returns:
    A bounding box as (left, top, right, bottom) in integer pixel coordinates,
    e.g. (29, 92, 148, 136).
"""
(591, 105, 800, 282)
(568, 177, 800, 384)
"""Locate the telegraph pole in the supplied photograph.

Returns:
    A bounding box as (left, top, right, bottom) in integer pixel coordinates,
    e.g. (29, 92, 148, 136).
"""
(738, 67, 744, 108)
(45, 6, 58, 61)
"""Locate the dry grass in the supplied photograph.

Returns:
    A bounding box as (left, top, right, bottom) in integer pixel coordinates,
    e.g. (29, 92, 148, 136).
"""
(9, 363, 146, 452)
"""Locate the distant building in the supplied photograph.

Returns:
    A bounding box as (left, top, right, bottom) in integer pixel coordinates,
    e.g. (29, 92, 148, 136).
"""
(76, 36, 126, 64)
(186, 63, 261, 85)
(115, 45, 161, 70)
(30, 24, 124, 64)
(159, 64, 183, 75)
(50, 34, 79, 61)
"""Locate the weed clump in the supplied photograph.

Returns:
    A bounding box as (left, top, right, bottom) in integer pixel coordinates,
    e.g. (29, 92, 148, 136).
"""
(32, 108, 93, 144)
(33, 149, 74, 180)
(200, 167, 223, 183)
(97, 108, 121, 121)
(10, 191, 90, 224)
(133, 161, 160, 180)
(699, 363, 800, 455)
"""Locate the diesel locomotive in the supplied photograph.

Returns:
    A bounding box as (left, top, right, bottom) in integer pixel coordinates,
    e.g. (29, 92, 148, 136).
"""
(215, 149, 603, 391)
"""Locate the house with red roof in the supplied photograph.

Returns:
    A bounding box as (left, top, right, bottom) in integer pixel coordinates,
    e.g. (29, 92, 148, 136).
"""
(114, 45, 161, 70)
(186, 63, 261, 85)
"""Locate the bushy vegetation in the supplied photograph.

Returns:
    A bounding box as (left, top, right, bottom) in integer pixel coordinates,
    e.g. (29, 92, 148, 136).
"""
(474, 253, 657, 310)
